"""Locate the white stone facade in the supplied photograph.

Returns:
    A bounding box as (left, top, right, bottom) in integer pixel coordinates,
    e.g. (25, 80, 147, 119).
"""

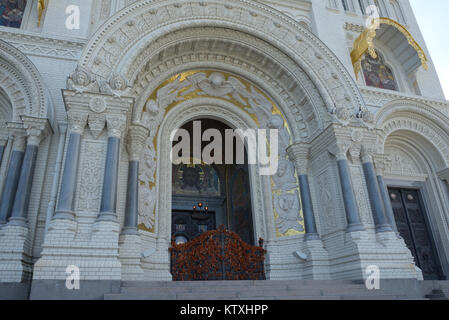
(0, 0, 448, 297)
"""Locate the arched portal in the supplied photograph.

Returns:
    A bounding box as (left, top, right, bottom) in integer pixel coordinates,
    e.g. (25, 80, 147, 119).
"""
(376, 102, 449, 279)
(171, 118, 255, 246)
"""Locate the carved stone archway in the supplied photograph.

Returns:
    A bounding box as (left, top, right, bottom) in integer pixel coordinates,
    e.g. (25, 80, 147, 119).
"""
(0, 39, 53, 122)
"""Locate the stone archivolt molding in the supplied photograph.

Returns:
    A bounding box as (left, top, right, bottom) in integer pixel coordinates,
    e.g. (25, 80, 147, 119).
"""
(77, 0, 367, 125)
(376, 105, 449, 167)
(0, 39, 50, 121)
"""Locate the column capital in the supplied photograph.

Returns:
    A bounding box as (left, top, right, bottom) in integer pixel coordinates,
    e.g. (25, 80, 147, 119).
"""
(286, 143, 310, 176)
(438, 168, 449, 183)
(7, 122, 27, 152)
(106, 114, 127, 139)
(67, 110, 88, 135)
(328, 141, 351, 161)
(360, 145, 375, 164)
(373, 154, 392, 177)
(21, 116, 53, 146)
(126, 123, 150, 162)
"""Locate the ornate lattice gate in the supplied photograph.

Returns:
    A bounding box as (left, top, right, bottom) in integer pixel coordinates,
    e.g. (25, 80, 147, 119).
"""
(170, 225, 266, 281)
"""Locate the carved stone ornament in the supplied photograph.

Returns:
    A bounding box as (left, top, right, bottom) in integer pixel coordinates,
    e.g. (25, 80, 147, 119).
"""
(373, 154, 392, 176)
(106, 115, 127, 138)
(126, 124, 150, 162)
(286, 143, 310, 176)
(67, 110, 88, 135)
(89, 97, 107, 113)
(88, 113, 106, 139)
(21, 116, 52, 146)
(100, 74, 129, 97)
(7, 124, 27, 152)
(67, 66, 99, 93)
(274, 190, 304, 234)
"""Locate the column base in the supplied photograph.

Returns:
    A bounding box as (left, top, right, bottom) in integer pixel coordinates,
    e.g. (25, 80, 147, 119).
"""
(302, 239, 331, 280)
(119, 234, 144, 281)
(327, 230, 422, 280)
(96, 211, 118, 223)
(0, 224, 32, 282)
(7, 217, 28, 228)
(346, 223, 365, 233)
(33, 218, 122, 282)
(52, 209, 76, 221)
(375, 223, 394, 233)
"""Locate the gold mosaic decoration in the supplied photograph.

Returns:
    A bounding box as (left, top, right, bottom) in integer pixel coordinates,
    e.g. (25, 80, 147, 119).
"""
(138, 70, 304, 237)
(351, 18, 428, 79)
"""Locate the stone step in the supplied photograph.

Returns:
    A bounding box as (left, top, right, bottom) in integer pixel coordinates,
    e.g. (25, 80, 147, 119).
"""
(106, 280, 449, 300)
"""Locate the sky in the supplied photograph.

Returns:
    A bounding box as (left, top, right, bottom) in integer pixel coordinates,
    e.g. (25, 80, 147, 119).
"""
(409, 0, 449, 100)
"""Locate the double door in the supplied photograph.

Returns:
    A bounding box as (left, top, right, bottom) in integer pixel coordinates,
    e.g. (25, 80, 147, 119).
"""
(389, 188, 443, 280)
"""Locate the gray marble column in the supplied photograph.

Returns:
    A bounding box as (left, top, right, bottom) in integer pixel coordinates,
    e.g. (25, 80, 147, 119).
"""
(374, 154, 398, 234)
(0, 129, 26, 225)
(53, 111, 88, 221)
(8, 117, 52, 227)
(122, 124, 150, 234)
(333, 147, 365, 232)
(97, 115, 127, 222)
(287, 143, 320, 240)
(0, 134, 7, 167)
(361, 149, 392, 233)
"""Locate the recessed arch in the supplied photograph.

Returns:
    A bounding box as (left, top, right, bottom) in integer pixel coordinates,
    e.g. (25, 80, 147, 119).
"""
(0, 39, 54, 125)
(77, 0, 367, 130)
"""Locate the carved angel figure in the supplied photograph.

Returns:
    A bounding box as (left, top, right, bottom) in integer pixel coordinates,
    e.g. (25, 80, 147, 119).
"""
(275, 190, 304, 234)
(268, 114, 290, 146)
(181, 72, 251, 104)
(100, 74, 129, 97)
(67, 66, 99, 93)
(272, 159, 297, 191)
(138, 183, 156, 230)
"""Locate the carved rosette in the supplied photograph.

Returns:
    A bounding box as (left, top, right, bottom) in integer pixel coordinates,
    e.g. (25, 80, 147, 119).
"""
(286, 143, 310, 176)
(126, 124, 150, 162)
(67, 110, 88, 135)
(106, 115, 127, 139)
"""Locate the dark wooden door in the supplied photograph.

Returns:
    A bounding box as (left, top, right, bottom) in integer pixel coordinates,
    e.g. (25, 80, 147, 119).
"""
(389, 188, 443, 280)
(172, 210, 216, 244)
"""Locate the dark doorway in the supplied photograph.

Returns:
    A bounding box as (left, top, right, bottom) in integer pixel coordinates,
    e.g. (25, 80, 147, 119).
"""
(171, 118, 254, 245)
(389, 188, 443, 280)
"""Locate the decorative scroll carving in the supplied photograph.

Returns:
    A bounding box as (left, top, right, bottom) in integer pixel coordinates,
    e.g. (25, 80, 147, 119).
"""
(67, 110, 88, 135)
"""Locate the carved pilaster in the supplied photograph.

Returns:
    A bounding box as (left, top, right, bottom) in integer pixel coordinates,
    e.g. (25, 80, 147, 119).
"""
(126, 124, 150, 162)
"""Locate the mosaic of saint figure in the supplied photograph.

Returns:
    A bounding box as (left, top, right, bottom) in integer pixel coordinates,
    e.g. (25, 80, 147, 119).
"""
(0, 0, 27, 28)
(172, 164, 220, 196)
(362, 51, 398, 91)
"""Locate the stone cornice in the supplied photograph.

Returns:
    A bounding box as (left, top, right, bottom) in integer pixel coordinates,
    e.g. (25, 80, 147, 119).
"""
(0, 28, 86, 61)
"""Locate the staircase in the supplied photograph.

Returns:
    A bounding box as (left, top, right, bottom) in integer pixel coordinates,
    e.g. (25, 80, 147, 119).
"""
(104, 280, 449, 300)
